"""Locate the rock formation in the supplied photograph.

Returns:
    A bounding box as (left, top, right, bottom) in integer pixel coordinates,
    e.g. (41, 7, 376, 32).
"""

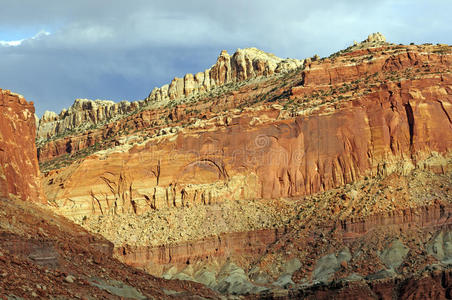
(0, 89, 44, 203)
(35, 36, 452, 297)
(364, 32, 387, 44)
(0, 178, 218, 299)
(36, 48, 302, 142)
(37, 98, 146, 142)
(0, 88, 217, 298)
(41, 43, 452, 218)
(146, 47, 304, 102)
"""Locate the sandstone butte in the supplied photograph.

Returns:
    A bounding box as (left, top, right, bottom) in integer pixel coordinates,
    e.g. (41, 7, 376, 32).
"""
(0, 87, 219, 298)
(6, 33, 452, 298)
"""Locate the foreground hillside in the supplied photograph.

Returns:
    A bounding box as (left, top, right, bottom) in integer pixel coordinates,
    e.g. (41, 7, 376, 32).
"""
(35, 33, 452, 298)
(0, 197, 219, 299)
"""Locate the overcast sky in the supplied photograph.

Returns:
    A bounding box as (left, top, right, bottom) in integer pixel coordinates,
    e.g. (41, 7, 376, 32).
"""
(0, 0, 450, 116)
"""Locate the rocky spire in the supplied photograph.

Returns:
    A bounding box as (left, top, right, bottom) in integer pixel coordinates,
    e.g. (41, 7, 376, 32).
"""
(363, 32, 387, 44)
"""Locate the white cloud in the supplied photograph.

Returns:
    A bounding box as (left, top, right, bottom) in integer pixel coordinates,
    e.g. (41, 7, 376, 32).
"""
(0, 30, 50, 47)
(0, 38, 24, 47)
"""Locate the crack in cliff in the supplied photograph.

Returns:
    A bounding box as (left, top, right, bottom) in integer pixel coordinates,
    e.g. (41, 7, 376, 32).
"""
(98, 171, 136, 215)
(404, 101, 415, 147)
(437, 100, 452, 124)
(90, 191, 104, 215)
(152, 159, 161, 186)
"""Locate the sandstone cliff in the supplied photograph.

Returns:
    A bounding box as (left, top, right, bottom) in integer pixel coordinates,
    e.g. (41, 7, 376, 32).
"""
(41, 43, 452, 218)
(0, 88, 218, 298)
(37, 98, 146, 142)
(0, 89, 44, 203)
(36, 48, 303, 142)
(36, 36, 452, 297)
(146, 47, 304, 103)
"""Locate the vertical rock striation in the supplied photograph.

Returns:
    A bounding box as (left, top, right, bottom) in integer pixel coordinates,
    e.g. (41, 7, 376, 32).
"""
(0, 89, 44, 203)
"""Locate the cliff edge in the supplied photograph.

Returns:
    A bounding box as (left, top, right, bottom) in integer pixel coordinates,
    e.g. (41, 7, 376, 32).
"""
(0, 89, 44, 203)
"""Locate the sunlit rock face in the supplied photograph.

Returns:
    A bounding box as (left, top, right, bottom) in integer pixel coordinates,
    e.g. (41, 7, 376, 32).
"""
(0, 89, 44, 203)
(36, 38, 452, 297)
(146, 47, 304, 102)
(41, 42, 452, 219)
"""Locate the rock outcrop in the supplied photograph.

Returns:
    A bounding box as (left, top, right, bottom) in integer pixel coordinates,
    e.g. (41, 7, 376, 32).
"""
(36, 48, 303, 142)
(0, 88, 218, 298)
(0, 89, 44, 203)
(42, 71, 452, 218)
(37, 98, 146, 141)
(116, 228, 284, 276)
(365, 32, 386, 44)
(336, 32, 388, 57)
(36, 37, 452, 297)
(146, 47, 304, 102)
(0, 194, 218, 299)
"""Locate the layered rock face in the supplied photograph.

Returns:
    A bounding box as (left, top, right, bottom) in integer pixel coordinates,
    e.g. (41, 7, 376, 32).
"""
(36, 48, 302, 142)
(37, 98, 146, 142)
(0, 186, 218, 299)
(0, 89, 217, 298)
(146, 47, 304, 102)
(41, 44, 452, 218)
(116, 228, 284, 275)
(0, 89, 44, 203)
(37, 37, 452, 297)
(114, 200, 452, 274)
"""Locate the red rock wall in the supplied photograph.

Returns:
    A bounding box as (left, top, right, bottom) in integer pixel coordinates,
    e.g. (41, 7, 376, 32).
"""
(341, 201, 452, 240)
(0, 89, 44, 203)
(41, 47, 452, 217)
(300, 47, 452, 87)
(42, 75, 452, 217)
(115, 228, 284, 269)
(114, 203, 452, 274)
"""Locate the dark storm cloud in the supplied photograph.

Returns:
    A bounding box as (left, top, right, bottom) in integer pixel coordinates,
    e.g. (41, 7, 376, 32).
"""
(0, 0, 450, 115)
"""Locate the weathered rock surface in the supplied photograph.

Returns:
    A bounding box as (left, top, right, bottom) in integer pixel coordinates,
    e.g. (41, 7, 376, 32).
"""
(0, 89, 44, 202)
(36, 37, 452, 297)
(115, 228, 284, 275)
(0, 197, 219, 299)
(378, 239, 409, 269)
(0, 88, 219, 298)
(42, 71, 452, 218)
(146, 47, 304, 102)
(313, 249, 351, 283)
(427, 231, 452, 263)
(247, 269, 452, 300)
(37, 98, 145, 141)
